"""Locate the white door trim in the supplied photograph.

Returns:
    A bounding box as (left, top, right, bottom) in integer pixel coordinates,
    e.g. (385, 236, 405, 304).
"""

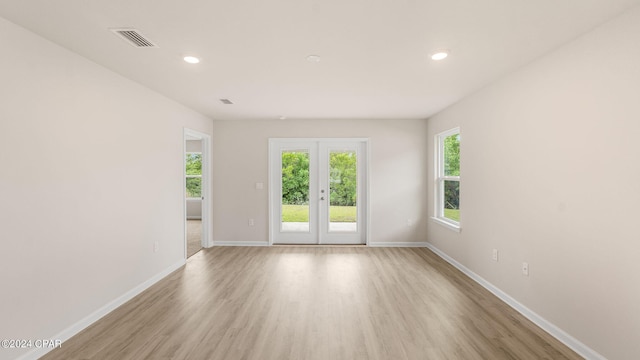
(268, 138, 369, 246)
(269, 140, 319, 244)
(318, 141, 367, 244)
(184, 128, 212, 257)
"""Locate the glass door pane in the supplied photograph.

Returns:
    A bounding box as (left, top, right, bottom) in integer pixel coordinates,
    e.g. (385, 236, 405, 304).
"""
(328, 149, 357, 232)
(281, 150, 310, 232)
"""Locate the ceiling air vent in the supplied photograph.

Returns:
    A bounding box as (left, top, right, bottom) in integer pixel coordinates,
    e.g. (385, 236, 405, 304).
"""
(220, 99, 234, 105)
(110, 28, 158, 48)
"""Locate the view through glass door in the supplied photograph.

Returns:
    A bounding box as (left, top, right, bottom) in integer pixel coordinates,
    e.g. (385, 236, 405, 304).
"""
(270, 139, 367, 245)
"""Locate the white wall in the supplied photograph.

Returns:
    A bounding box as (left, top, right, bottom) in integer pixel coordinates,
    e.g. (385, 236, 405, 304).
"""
(0, 17, 212, 360)
(211, 119, 429, 245)
(426, 7, 640, 360)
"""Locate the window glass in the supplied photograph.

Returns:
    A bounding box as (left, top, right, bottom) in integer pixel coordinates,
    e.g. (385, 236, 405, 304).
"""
(329, 150, 357, 232)
(443, 134, 460, 177)
(443, 180, 459, 222)
(281, 150, 310, 232)
(186, 177, 202, 198)
(435, 128, 460, 229)
(186, 153, 202, 198)
(186, 154, 202, 175)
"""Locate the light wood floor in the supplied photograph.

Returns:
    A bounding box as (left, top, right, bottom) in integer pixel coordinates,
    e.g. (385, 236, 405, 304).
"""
(186, 220, 202, 258)
(41, 247, 581, 360)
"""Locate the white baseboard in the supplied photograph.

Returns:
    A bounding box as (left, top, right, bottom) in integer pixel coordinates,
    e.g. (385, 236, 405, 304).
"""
(18, 259, 186, 360)
(424, 243, 605, 360)
(212, 241, 270, 247)
(210, 241, 428, 248)
(368, 242, 429, 247)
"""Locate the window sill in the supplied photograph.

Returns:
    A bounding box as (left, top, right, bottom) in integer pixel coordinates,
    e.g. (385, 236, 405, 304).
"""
(431, 217, 461, 233)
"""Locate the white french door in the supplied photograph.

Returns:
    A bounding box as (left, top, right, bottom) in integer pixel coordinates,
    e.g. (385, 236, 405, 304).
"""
(269, 139, 367, 245)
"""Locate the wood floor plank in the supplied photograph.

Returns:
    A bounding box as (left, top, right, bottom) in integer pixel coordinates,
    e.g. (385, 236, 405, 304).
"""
(40, 247, 582, 360)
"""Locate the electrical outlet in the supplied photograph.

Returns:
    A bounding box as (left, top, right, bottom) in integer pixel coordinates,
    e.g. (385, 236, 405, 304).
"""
(522, 262, 529, 276)
(248, 218, 255, 226)
(153, 241, 159, 253)
(492, 249, 499, 262)
(407, 218, 413, 227)
(255, 182, 264, 190)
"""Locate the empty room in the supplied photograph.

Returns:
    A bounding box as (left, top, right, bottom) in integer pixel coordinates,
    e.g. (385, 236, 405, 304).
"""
(1, 1, 639, 359)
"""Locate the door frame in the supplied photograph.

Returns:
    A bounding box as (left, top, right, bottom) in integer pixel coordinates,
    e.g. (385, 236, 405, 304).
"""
(268, 138, 370, 246)
(183, 128, 212, 258)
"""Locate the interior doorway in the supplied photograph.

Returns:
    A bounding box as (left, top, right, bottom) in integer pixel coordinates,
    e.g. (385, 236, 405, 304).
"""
(184, 129, 211, 258)
(269, 138, 368, 245)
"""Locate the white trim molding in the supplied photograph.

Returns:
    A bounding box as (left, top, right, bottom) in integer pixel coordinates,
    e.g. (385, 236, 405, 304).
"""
(212, 241, 270, 247)
(210, 242, 429, 248)
(368, 242, 429, 247)
(431, 216, 461, 232)
(183, 128, 213, 251)
(424, 243, 606, 360)
(268, 138, 369, 246)
(18, 260, 186, 360)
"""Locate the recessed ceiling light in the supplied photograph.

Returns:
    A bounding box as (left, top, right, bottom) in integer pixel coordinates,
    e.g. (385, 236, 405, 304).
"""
(306, 55, 321, 62)
(430, 50, 449, 61)
(279, 116, 287, 120)
(183, 56, 200, 64)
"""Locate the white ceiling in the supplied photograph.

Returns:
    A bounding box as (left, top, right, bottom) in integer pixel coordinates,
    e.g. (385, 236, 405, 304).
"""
(1, 0, 638, 121)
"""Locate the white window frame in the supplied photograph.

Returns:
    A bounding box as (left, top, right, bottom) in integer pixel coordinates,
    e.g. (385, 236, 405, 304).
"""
(432, 127, 461, 232)
(185, 151, 202, 200)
